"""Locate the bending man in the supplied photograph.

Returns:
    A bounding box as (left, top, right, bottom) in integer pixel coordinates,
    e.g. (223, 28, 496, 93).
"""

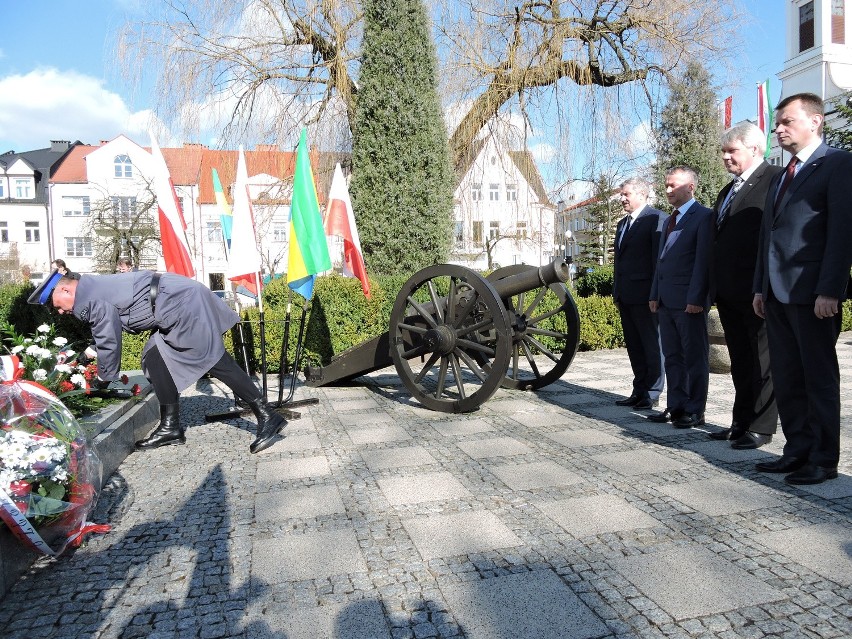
(29, 269, 285, 454)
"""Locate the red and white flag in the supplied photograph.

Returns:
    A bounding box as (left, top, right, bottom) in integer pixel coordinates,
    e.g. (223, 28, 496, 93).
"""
(149, 133, 194, 277)
(227, 146, 263, 300)
(324, 163, 370, 298)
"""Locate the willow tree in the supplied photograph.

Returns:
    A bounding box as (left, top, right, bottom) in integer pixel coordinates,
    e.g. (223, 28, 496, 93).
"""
(119, 1, 744, 176)
(349, 0, 453, 274)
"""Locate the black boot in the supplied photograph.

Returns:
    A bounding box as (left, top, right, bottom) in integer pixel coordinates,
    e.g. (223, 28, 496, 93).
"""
(135, 403, 185, 450)
(247, 397, 286, 454)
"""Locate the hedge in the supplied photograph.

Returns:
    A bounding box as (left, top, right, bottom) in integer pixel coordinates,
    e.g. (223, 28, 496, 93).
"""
(6, 277, 852, 376)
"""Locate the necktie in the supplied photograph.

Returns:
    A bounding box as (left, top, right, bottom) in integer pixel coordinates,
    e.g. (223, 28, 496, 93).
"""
(716, 178, 743, 229)
(619, 216, 632, 247)
(775, 156, 799, 204)
(665, 212, 677, 238)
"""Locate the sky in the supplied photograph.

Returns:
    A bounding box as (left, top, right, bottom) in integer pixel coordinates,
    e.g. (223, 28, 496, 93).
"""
(0, 1, 787, 189)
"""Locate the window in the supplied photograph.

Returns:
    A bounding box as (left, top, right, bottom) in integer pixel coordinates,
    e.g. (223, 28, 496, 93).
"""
(489, 221, 500, 240)
(114, 155, 132, 178)
(14, 179, 33, 199)
(516, 221, 528, 239)
(0, 222, 7, 243)
(489, 184, 500, 201)
(833, 0, 846, 44)
(506, 184, 517, 202)
(472, 221, 484, 245)
(454, 220, 464, 243)
(800, 1, 815, 52)
(0, 180, 4, 198)
(62, 195, 91, 217)
(471, 183, 482, 201)
(110, 196, 137, 224)
(24, 222, 40, 243)
(273, 224, 287, 242)
(206, 221, 223, 243)
(66, 237, 93, 257)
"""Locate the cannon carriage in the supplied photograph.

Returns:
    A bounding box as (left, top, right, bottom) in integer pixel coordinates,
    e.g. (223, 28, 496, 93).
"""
(305, 258, 580, 413)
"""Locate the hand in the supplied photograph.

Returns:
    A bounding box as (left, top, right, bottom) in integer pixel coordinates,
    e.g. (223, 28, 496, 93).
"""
(649, 300, 659, 313)
(814, 295, 839, 319)
(685, 304, 704, 314)
(77, 346, 97, 366)
(753, 294, 765, 319)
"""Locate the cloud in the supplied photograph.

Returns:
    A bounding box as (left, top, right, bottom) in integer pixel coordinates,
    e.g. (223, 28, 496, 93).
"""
(0, 68, 154, 152)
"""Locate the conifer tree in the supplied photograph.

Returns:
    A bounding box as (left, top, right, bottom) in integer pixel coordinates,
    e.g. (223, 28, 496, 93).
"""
(349, 0, 454, 275)
(577, 174, 619, 268)
(825, 92, 852, 151)
(655, 62, 729, 206)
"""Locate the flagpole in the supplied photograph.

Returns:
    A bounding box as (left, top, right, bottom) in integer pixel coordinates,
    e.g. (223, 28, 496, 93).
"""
(271, 291, 319, 409)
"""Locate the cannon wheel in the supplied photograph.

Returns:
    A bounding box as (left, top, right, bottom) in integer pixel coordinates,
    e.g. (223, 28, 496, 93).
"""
(389, 264, 512, 413)
(486, 264, 580, 390)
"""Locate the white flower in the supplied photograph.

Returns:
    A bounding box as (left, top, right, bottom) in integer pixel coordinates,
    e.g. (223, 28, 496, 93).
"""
(32, 369, 48, 381)
(25, 345, 41, 356)
(23, 338, 32, 344)
(54, 364, 72, 374)
(40, 348, 53, 359)
(52, 337, 68, 347)
(11, 345, 24, 354)
(37, 324, 50, 333)
(71, 373, 87, 388)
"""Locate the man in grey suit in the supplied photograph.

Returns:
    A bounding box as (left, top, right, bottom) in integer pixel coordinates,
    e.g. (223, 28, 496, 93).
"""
(709, 123, 782, 449)
(612, 178, 667, 410)
(648, 166, 714, 428)
(753, 92, 852, 485)
(30, 269, 287, 454)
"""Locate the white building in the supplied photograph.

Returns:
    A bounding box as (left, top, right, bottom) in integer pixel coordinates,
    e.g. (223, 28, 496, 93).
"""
(451, 135, 556, 270)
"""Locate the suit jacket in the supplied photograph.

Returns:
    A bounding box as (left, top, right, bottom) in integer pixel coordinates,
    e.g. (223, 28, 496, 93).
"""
(613, 206, 667, 305)
(712, 162, 783, 303)
(650, 201, 715, 310)
(754, 144, 852, 304)
(73, 271, 239, 391)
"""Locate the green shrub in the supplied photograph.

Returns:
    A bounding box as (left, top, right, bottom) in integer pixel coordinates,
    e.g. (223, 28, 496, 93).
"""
(576, 294, 624, 350)
(575, 265, 614, 297)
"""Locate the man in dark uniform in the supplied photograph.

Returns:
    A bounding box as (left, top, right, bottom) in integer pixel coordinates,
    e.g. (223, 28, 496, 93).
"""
(29, 269, 285, 454)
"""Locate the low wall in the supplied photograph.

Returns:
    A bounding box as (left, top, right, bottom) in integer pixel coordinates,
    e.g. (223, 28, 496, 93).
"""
(0, 377, 157, 600)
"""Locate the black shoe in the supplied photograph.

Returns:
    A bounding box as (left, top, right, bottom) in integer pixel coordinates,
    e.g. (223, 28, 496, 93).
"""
(616, 394, 642, 406)
(647, 408, 676, 423)
(135, 403, 185, 450)
(755, 456, 806, 473)
(784, 463, 838, 485)
(247, 398, 287, 454)
(673, 412, 704, 429)
(633, 397, 658, 410)
(709, 423, 747, 441)
(731, 432, 772, 450)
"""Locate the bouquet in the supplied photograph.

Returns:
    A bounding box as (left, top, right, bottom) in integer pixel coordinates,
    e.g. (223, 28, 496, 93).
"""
(0, 355, 109, 556)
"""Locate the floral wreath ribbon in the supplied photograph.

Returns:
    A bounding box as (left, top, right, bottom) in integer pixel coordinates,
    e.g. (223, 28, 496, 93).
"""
(0, 355, 110, 556)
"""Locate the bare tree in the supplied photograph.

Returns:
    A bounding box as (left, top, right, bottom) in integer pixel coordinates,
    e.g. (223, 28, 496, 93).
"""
(118, 0, 743, 175)
(81, 183, 162, 273)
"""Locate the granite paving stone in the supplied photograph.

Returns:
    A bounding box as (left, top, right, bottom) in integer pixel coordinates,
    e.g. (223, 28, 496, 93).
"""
(2, 340, 851, 639)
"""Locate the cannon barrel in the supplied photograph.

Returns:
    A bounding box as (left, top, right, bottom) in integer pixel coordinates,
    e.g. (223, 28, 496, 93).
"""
(488, 259, 571, 300)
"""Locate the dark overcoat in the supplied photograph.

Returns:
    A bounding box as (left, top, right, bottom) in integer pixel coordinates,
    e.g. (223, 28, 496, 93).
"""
(72, 271, 239, 392)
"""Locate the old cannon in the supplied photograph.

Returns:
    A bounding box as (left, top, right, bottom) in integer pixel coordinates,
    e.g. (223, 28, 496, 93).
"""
(305, 258, 580, 413)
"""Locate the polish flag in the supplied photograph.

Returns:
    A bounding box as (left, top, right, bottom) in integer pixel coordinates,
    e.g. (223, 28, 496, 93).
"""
(324, 163, 370, 298)
(227, 146, 263, 299)
(149, 133, 195, 277)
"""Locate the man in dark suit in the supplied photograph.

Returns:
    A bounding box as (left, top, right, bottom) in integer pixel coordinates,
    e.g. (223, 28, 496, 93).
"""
(612, 177, 667, 410)
(709, 123, 782, 449)
(648, 166, 714, 428)
(753, 92, 852, 485)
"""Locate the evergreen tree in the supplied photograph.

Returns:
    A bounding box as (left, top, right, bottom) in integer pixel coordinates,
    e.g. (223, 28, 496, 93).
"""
(577, 174, 619, 268)
(349, 0, 454, 275)
(825, 92, 852, 151)
(654, 62, 729, 206)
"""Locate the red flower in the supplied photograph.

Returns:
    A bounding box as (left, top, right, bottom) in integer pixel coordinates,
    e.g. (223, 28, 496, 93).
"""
(59, 380, 74, 393)
(120, 374, 129, 385)
(131, 384, 141, 396)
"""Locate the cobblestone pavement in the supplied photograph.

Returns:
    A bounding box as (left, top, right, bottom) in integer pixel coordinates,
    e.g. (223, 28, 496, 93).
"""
(2, 336, 851, 639)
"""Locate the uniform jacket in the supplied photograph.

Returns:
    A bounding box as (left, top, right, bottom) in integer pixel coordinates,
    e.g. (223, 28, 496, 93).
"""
(613, 206, 667, 305)
(650, 201, 715, 310)
(753, 144, 852, 304)
(712, 162, 783, 303)
(72, 271, 240, 392)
